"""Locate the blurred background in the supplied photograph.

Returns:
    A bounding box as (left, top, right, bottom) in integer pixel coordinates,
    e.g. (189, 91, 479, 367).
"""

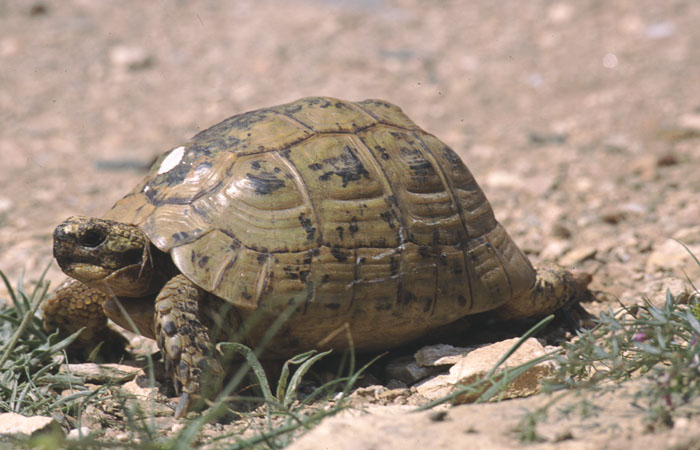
(1, 0, 699, 304)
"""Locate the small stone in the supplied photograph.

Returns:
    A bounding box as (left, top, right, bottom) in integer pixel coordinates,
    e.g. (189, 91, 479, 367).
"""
(525, 173, 557, 197)
(109, 45, 153, 71)
(645, 239, 700, 279)
(0, 412, 62, 439)
(528, 131, 567, 146)
(547, 3, 573, 23)
(622, 277, 690, 307)
(121, 376, 159, 399)
(385, 379, 408, 390)
(28, 2, 48, 16)
(60, 363, 142, 383)
(603, 134, 629, 152)
(377, 388, 410, 402)
(646, 21, 675, 39)
(599, 207, 626, 225)
(630, 154, 658, 180)
(385, 355, 443, 384)
(414, 344, 472, 367)
(0, 197, 12, 214)
(656, 153, 678, 167)
(673, 226, 700, 245)
(352, 385, 386, 400)
(67, 427, 92, 439)
(540, 240, 571, 261)
(551, 223, 572, 239)
(679, 113, 700, 131)
(428, 410, 448, 422)
(553, 429, 574, 442)
(485, 170, 522, 190)
(559, 246, 597, 267)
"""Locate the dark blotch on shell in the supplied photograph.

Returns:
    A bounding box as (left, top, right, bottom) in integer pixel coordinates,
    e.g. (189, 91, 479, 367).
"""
(246, 173, 285, 195)
(330, 248, 348, 262)
(298, 213, 316, 241)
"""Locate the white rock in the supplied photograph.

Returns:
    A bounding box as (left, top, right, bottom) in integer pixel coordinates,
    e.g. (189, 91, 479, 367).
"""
(0, 412, 62, 438)
(415, 338, 556, 403)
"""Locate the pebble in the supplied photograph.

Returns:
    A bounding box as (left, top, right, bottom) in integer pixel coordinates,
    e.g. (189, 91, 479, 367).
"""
(109, 45, 153, 71)
(0, 197, 12, 214)
(67, 427, 92, 439)
(540, 239, 571, 261)
(679, 113, 700, 131)
(559, 246, 597, 267)
(385, 356, 443, 384)
(645, 239, 700, 279)
(673, 226, 700, 245)
(547, 3, 574, 23)
(414, 343, 472, 367)
(645, 21, 675, 39)
(528, 131, 567, 146)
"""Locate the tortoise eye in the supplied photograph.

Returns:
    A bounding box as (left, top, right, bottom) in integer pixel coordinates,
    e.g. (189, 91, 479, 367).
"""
(80, 229, 106, 248)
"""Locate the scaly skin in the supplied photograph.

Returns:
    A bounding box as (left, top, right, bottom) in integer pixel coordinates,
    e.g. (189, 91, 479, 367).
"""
(154, 274, 224, 417)
(43, 278, 129, 359)
(43, 278, 110, 343)
(492, 266, 592, 320)
(46, 216, 223, 417)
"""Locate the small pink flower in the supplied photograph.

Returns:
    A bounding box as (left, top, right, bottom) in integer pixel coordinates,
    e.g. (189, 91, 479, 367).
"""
(632, 332, 648, 342)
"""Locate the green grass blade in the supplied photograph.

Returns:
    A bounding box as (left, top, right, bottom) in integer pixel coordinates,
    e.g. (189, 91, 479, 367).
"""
(283, 349, 332, 408)
(276, 350, 317, 401)
(217, 342, 273, 402)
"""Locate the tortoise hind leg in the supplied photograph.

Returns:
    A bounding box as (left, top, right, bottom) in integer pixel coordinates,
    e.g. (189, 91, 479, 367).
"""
(154, 274, 224, 418)
(492, 266, 592, 320)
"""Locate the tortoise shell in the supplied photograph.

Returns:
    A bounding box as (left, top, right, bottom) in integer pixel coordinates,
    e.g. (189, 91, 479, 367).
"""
(104, 97, 536, 352)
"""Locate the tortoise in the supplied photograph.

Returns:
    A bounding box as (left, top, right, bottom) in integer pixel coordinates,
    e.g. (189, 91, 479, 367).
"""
(43, 97, 590, 417)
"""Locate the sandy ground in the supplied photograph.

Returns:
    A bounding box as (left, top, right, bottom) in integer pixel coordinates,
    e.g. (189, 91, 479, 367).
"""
(1, 0, 700, 447)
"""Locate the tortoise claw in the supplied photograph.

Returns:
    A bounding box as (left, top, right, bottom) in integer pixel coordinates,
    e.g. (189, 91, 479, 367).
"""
(174, 392, 191, 419)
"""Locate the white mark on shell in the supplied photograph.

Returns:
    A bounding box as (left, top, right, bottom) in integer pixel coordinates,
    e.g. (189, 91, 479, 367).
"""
(158, 146, 185, 174)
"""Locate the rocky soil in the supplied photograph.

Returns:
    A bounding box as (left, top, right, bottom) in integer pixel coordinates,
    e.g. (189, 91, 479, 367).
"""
(1, 0, 699, 448)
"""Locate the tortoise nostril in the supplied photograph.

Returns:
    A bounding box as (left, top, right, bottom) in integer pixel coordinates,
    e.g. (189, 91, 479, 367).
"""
(80, 229, 106, 248)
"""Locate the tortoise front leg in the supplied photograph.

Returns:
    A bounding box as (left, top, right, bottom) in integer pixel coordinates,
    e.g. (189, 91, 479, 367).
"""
(154, 274, 224, 418)
(42, 278, 127, 357)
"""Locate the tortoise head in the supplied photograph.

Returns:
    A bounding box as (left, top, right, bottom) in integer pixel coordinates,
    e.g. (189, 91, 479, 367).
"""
(53, 216, 159, 298)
